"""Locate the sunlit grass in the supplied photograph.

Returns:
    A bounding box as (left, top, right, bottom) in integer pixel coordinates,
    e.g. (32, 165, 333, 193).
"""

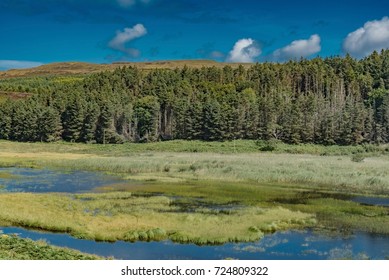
(0, 192, 313, 244)
(1, 140, 389, 195)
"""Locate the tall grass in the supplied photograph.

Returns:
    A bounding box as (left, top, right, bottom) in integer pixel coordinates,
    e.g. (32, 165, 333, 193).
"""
(15, 152, 389, 195)
(1, 140, 389, 195)
(0, 192, 313, 244)
(1, 139, 388, 155)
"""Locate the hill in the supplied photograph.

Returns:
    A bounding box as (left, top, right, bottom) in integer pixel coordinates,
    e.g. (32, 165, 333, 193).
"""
(0, 60, 250, 79)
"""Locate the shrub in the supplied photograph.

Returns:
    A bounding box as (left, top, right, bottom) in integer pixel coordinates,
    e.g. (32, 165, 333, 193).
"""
(163, 165, 170, 172)
(255, 139, 279, 152)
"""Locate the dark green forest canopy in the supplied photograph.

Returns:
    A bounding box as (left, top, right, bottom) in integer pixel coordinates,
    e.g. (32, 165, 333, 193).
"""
(1, 50, 389, 145)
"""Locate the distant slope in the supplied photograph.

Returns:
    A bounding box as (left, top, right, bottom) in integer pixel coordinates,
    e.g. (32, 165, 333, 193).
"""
(0, 60, 251, 79)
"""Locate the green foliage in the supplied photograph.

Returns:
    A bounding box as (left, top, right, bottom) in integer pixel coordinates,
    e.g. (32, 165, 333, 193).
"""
(0, 234, 100, 260)
(2, 50, 389, 145)
(255, 139, 279, 151)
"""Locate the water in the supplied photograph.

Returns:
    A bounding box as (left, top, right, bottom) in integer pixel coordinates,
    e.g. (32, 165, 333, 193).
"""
(352, 196, 389, 207)
(1, 227, 388, 260)
(0, 167, 127, 193)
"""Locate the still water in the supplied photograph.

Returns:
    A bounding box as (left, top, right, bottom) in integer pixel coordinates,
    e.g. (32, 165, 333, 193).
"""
(1, 227, 388, 260)
(0, 167, 126, 193)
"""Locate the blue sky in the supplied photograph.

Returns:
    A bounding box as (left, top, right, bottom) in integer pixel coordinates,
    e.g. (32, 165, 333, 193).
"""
(0, 0, 389, 70)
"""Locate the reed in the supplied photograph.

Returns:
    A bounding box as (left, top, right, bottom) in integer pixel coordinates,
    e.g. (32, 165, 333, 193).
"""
(0, 192, 313, 244)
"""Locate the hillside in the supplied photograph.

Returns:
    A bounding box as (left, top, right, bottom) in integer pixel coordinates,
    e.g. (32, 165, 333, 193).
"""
(0, 60, 250, 79)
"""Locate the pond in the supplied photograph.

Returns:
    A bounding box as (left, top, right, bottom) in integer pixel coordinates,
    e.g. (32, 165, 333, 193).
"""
(1, 227, 389, 260)
(0, 167, 128, 193)
(2, 167, 389, 207)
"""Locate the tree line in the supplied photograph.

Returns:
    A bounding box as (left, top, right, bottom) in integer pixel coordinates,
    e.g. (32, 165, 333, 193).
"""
(0, 50, 389, 145)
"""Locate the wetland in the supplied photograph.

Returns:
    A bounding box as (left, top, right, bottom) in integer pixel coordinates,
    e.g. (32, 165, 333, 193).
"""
(1, 140, 389, 259)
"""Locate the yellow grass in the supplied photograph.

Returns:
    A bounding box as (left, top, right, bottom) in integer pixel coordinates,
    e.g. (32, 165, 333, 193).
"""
(0, 192, 313, 244)
(0, 152, 98, 160)
(0, 60, 251, 78)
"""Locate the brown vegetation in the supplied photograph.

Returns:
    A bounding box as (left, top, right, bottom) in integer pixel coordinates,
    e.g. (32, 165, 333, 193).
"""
(0, 60, 250, 79)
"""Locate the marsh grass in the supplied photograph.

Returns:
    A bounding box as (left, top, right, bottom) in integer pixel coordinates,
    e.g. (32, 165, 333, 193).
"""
(100, 181, 389, 235)
(0, 192, 313, 244)
(0, 234, 101, 260)
(1, 140, 389, 195)
(1, 140, 389, 241)
(289, 198, 389, 234)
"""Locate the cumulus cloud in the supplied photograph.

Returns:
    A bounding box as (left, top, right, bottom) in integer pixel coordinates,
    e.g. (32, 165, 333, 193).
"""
(272, 34, 321, 61)
(226, 38, 261, 63)
(0, 60, 43, 70)
(343, 17, 389, 57)
(117, 0, 151, 8)
(108, 24, 147, 57)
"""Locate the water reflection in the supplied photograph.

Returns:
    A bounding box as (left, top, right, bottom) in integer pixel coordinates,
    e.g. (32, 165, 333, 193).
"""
(2, 227, 389, 260)
(0, 167, 126, 193)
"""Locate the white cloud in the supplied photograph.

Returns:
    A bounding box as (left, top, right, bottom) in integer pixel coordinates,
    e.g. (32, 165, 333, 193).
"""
(108, 24, 147, 57)
(226, 38, 261, 63)
(343, 17, 389, 57)
(0, 60, 43, 70)
(117, 0, 151, 8)
(272, 34, 321, 61)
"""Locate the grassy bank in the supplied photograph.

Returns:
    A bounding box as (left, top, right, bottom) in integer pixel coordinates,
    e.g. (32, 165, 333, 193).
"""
(0, 192, 313, 244)
(0, 233, 101, 260)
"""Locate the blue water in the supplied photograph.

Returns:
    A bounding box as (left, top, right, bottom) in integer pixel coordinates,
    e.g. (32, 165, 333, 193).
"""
(1, 227, 388, 260)
(352, 196, 389, 207)
(0, 167, 126, 193)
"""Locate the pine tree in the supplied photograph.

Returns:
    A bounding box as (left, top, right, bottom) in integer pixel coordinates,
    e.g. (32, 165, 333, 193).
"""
(80, 102, 99, 143)
(61, 98, 85, 142)
(0, 103, 12, 140)
(37, 107, 62, 142)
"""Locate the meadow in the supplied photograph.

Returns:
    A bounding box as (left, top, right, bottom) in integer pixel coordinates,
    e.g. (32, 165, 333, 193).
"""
(0, 140, 389, 256)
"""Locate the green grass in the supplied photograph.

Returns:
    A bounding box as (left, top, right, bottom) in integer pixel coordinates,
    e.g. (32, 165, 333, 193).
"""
(0, 192, 313, 244)
(288, 198, 389, 235)
(1, 140, 389, 195)
(100, 180, 389, 235)
(0, 233, 101, 260)
(1, 139, 388, 155)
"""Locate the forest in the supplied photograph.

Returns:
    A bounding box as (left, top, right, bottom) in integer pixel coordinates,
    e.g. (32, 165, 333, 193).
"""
(0, 50, 389, 145)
